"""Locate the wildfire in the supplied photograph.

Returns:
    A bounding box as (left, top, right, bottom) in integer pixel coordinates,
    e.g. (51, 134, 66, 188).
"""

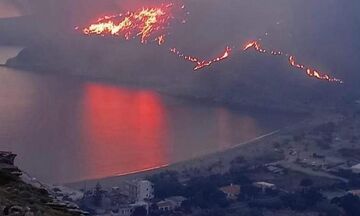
(170, 47, 232, 71)
(80, 4, 176, 44)
(244, 41, 343, 83)
(77, 4, 343, 84)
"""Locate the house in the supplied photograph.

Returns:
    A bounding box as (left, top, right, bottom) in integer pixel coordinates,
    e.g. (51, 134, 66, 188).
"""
(121, 181, 138, 202)
(111, 205, 134, 216)
(321, 190, 347, 200)
(120, 180, 154, 202)
(157, 200, 175, 212)
(131, 201, 150, 213)
(157, 196, 186, 212)
(165, 196, 187, 207)
(351, 164, 360, 174)
(111, 202, 149, 216)
(136, 180, 154, 201)
(253, 182, 276, 192)
(266, 165, 284, 174)
(109, 187, 131, 205)
(51, 185, 84, 202)
(348, 190, 360, 197)
(219, 184, 241, 200)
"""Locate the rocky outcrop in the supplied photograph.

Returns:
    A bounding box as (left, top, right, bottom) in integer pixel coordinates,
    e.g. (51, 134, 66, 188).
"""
(0, 151, 22, 184)
(0, 151, 87, 216)
(0, 151, 16, 164)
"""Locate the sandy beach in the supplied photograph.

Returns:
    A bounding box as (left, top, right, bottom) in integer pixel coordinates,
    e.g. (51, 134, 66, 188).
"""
(66, 118, 307, 189)
(66, 111, 344, 190)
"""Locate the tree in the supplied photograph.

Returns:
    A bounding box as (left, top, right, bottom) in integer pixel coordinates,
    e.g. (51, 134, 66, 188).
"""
(181, 199, 193, 214)
(302, 188, 324, 207)
(315, 201, 342, 216)
(280, 193, 307, 211)
(131, 206, 147, 216)
(93, 182, 103, 206)
(229, 170, 251, 185)
(280, 189, 324, 211)
(300, 178, 314, 187)
(240, 185, 261, 200)
(148, 203, 161, 216)
(249, 208, 264, 216)
(332, 194, 360, 216)
(185, 177, 229, 209)
(293, 133, 305, 142)
(147, 171, 185, 199)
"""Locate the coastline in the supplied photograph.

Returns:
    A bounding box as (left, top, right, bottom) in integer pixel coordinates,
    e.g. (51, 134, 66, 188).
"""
(65, 116, 314, 189)
(66, 111, 341, 190)
(66, 129, 282, 189)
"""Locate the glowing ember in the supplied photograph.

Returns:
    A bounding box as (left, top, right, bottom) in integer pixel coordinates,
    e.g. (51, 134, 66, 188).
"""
(80, 4, 176, 44)
(170, 47, 232, 71)
(244, 40, 343, 83)
(156, 35, 166, 45)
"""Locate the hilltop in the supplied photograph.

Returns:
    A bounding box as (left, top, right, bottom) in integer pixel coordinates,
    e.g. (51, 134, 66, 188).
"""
(2, 0, 360, 112)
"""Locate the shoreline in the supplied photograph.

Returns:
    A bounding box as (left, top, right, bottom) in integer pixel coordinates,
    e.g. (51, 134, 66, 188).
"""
(65, 123, 298, 189)
(66, 112, 339, 189)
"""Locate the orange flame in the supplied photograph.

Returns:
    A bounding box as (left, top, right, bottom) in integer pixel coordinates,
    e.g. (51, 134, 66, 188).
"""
(156, 35, 166, 45)
(81, 4, 175, 44)
(170, 47, 232, 71)
(77, 4, 343, 84)
(244, 40, 343, 83)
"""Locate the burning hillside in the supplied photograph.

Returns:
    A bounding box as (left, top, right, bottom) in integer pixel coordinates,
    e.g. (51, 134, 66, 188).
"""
(6, 0, 360, 111)
(76, 2, 343, 84)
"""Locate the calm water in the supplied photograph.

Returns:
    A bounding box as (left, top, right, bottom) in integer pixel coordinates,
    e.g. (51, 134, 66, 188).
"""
(0, 47, 301, 183)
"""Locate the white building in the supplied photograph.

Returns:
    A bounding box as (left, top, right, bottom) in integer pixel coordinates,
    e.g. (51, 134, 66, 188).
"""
(166, 196, 186, 207)
(351, 164, 360, 174)
(253, 182, 276, 192)
(118, 180, 154, 202)
(157, 200, 174, 212)
(111, 202, 149, 216)
(111, 205, 133, 216)
(157, 196, 186, 212)
(136, 180, 154, 201)
(348, 190, 360, 197)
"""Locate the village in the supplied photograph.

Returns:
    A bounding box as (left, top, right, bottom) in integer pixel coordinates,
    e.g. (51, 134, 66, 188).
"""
(53, 105, 360, 216)
(1, 104, 360, 216)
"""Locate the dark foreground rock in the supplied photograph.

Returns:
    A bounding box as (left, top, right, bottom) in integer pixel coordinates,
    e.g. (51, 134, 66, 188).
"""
(0, 151, 87, 216)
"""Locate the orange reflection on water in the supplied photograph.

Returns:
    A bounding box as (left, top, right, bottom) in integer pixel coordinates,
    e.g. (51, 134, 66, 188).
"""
(80, 83, 169, 180)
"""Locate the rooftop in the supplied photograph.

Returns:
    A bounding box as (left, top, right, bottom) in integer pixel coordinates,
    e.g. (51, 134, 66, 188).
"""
(157, 200, 174, 208)
(254, 182, 276, 187)
(166, 196, 187, 203)
(219, 184, 241, 195)
(348, 190, 360, 196)
(351, 164, 360, 169)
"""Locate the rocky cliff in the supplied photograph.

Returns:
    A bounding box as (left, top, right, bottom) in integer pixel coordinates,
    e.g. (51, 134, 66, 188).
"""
(0, 151, 87, 216)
